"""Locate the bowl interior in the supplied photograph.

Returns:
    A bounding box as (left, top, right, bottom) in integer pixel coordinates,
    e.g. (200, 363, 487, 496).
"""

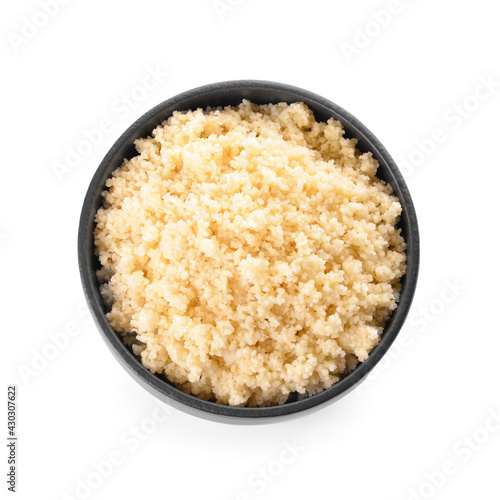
(79, 81, 419, 423)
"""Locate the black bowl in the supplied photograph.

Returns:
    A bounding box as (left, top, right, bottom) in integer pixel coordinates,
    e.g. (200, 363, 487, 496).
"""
(78, 80, 419, 424)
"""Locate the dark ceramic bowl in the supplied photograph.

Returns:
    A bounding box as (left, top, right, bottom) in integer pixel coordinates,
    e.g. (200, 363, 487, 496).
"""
(78, 80, 419, 424)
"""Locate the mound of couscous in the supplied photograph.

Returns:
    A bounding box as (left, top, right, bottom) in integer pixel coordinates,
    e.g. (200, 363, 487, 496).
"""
(94, 100, 406, 407)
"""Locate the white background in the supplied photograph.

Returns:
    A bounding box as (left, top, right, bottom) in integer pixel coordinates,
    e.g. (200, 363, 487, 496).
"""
(2, 1, 499, 499)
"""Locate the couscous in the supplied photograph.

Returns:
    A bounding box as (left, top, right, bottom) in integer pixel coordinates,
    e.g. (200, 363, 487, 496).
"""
(94, 100, 406, 407)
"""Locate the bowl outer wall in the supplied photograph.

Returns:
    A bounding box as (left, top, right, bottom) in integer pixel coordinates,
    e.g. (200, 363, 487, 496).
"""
(78, 80, 420, 424)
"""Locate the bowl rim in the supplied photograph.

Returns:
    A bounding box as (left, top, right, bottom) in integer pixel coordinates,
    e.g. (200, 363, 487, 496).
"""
(78, 79, 420, 423)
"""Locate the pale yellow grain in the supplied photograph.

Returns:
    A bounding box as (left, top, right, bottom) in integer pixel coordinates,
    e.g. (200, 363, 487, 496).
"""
(94, 100, 406, 407)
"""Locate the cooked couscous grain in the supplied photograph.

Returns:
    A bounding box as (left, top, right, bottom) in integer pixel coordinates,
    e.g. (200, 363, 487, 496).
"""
(94, 100, 406, 407)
